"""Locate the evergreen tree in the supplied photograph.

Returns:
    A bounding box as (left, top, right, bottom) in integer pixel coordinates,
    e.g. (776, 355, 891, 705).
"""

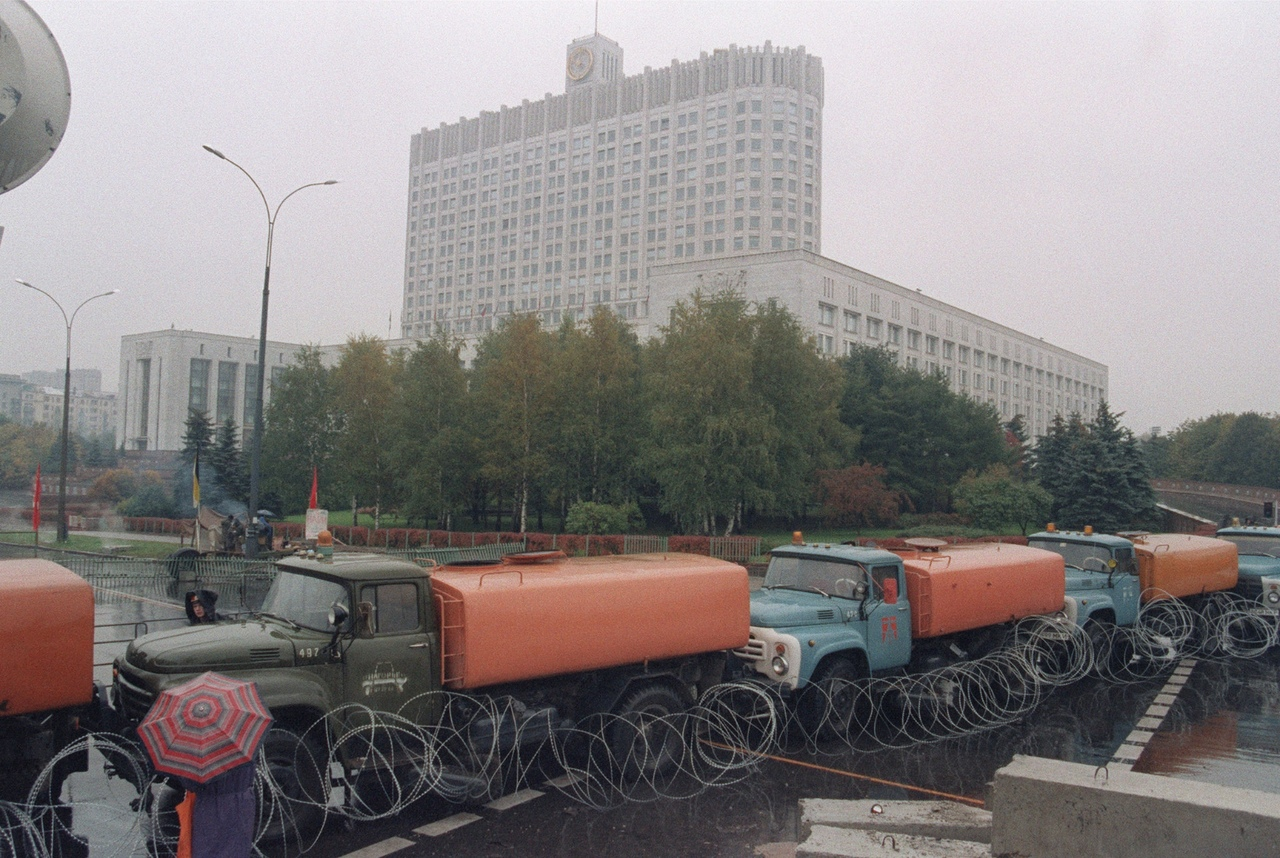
(1032, 403, 1155, 531)
(211, 417, 247, 503)
(180, 409, 215, 464)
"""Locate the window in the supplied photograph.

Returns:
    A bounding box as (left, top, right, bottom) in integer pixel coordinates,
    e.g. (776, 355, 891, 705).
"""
(866, 317, 882, 339)
(888, 324, 902, 345)
(188, 358, 211, 415)
(216, 361, 238, 424)
(819, 303, 835, 326)
(843, 311, 859, 333)
(360, 583, 420, 633)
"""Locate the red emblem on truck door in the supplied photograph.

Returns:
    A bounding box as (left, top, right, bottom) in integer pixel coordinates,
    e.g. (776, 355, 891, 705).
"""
(881, 616, 898, 642)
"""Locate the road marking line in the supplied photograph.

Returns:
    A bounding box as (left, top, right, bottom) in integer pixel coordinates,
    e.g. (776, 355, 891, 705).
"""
(486, 788, 543, 811)
(1155, 693, 1178, 705)
(1123, 729, 1154, 744)
(544, 772, 584, 789)
(336, 837, 414, 858)
(415, 813, 481, 837)
(1111, 745, 1142, 761)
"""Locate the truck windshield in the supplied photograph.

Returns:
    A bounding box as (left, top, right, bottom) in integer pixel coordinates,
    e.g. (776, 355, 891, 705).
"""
(260, 570, 349, 632)
(1030, 539, 1134, 575)
(1219, 535, 1280, 557)
(764, 555, 866, 598)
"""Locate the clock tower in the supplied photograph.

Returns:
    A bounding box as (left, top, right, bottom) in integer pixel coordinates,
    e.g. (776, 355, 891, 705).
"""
(565, 34, 623, 90)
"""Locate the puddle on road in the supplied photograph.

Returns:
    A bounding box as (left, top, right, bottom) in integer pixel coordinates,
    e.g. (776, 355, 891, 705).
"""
(1133, 651, 1280, 794)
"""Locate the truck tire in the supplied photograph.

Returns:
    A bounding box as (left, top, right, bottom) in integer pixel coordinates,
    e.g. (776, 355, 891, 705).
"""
(258, 727, 327, 842)
(609, 683, 687, 781)
(796, 656, 865, 740)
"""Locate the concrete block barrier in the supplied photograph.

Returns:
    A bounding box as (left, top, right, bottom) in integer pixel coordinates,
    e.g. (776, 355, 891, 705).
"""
(991, 754, 1280, 858)
(801, 799, 992, 844)
(798, 826, 990, 858)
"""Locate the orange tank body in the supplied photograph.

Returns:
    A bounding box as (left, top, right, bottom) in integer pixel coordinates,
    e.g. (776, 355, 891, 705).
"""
(898, 544, 1066, 639)
(1129, 533, 1238, 602)
(0, 559, 95, 716)
(430, 552, 749, 690)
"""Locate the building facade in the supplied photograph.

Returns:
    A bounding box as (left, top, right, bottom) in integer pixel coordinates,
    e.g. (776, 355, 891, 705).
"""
(647, 250, 1107, 438)
(117, 330, 319, 452)
(401, 36, 823, 341)
(0, 371, 118, 438)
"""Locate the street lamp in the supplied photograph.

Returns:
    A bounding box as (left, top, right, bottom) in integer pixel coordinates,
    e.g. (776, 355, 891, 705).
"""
(203, 145, 337, 557)
(14, 279, 119, 542)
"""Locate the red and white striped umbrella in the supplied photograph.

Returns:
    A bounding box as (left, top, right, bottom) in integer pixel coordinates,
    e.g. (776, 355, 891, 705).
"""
(137, 672, 273, 783)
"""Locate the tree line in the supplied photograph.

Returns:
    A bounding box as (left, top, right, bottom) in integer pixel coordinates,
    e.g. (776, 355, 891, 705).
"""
(1143, 412, 1280, 490)
(0, 290, 1159, 537)
(243, 292, 1151, 535)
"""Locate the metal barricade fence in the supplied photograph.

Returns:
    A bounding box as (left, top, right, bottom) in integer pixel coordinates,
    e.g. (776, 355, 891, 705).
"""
(388, 539, 527, 565)
(709, 536, 762, 564)
(624, 535, 669, 554)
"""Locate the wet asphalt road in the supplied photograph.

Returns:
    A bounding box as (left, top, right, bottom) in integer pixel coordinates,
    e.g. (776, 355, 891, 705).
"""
(73, 580, 1280, 858)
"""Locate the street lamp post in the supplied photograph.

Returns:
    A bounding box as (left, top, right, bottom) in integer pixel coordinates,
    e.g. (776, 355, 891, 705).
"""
(14, 280, 118, 542)
(203, 145, 336, 558)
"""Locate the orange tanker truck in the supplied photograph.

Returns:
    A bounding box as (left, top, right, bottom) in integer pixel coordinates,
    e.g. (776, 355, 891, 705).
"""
(112, 549, 749, 836)
(0, 558, 108, 801)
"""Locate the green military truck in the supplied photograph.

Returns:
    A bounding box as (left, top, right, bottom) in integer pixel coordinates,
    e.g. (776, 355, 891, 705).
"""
(112, 550, 748, 834)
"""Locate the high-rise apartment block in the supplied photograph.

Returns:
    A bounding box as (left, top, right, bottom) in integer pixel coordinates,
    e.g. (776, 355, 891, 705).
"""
(401, 36, 823, 340)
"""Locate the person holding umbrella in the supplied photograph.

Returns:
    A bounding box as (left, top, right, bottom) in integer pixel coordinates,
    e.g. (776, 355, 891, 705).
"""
(138, 672, 273, 858)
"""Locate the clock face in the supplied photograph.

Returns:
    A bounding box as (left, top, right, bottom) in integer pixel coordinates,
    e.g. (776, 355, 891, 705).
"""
(567, 46, 594, 81)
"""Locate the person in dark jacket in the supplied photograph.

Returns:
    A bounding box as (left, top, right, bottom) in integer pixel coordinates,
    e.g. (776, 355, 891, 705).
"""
(178, 760, 257, 858)
(185, 590, 222, 624)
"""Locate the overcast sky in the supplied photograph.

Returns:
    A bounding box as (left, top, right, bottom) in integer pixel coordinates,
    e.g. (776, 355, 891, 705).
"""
(1, 1, 1276, 436)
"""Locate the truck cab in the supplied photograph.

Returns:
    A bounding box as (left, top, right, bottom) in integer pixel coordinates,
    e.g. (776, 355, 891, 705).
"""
(1215, 526, 1280, 600)
(734, 541, 910, 692)
(1027, 528, 1141, 631)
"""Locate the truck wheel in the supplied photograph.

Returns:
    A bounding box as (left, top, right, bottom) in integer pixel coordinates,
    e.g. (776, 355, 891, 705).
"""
(1085, 619, 1116, 673)
(258, 727, 327, 843)
(609, 684, 687, 781)
(796, 657, 865, 740)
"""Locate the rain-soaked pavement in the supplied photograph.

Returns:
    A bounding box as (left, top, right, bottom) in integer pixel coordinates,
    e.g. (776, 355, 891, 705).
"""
(37, 572, 1280, 858)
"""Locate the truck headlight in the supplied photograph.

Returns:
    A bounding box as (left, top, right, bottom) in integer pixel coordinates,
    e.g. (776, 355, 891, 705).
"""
(771, 655, 788, 676)
(1267, 590, 1280, 606)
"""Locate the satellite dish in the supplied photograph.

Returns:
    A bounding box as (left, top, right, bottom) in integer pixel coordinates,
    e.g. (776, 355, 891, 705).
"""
(0, 0, 71, 194)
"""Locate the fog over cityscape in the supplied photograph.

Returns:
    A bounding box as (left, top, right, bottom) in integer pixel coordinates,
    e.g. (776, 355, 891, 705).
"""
(1, 1, 1276, 435)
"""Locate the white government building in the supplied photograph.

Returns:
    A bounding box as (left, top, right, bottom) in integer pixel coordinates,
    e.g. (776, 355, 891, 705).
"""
(115, 34, 1105, 452)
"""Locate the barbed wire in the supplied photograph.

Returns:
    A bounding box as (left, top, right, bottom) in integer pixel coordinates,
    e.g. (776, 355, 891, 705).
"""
(4, 594, 1278, 858)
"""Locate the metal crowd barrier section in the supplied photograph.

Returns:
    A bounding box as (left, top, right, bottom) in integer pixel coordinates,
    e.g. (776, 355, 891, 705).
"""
(709, 536, 762, 564)
(61, 554, 280, 613)
(389, 540, 528, 564)
(624, 534, 669, 554)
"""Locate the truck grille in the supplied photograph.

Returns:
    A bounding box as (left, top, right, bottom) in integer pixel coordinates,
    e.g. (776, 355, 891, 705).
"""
(732, 636, 766, 663)
(250, 647, 282, 663)
(113, 666, 156, 724)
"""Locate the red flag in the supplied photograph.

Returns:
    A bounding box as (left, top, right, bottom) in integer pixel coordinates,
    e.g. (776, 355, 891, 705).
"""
(32, 464, 42, 532)
(308, 466, 318, 510)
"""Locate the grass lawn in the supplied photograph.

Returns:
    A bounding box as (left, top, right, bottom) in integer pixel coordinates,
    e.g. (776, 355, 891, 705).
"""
(0, 532, 180, 559)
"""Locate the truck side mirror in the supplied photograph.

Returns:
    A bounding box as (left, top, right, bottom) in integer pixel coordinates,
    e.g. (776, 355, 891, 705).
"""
(882, 577, 898, 605)
(355, 601, 375, 639)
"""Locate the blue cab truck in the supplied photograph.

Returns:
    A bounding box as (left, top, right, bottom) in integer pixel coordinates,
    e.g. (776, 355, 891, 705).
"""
(1215, 526, 1280, 600)
(733, 535, 1071, 728)
(1026, 527, 1141, 644)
